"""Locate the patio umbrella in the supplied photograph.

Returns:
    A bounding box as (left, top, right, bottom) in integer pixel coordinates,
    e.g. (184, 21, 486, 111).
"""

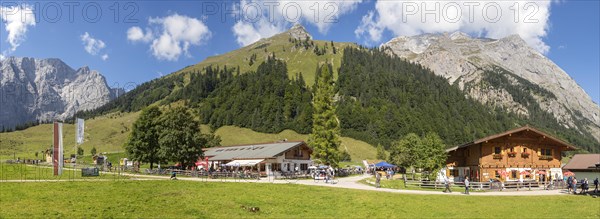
(563, 171, 575, 177)
(498, 170, 508, 177)
(537, 170, 546, 175)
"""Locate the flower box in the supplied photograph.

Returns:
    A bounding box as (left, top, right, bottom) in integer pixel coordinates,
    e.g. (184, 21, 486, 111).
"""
(539, 155, 553, 160)
(493, 154, 503, 159)
(507, 151, 517, 157)
(521, 152, 530, 158)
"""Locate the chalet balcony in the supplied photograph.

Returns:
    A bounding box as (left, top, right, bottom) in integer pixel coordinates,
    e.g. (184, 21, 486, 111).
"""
(539, 155, 553, 160)
(493, 154, 503, 159)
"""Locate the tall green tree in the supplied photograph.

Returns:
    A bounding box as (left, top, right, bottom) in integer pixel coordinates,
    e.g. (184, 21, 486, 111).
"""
(158, 107, 219, 169)
(389, 133, 421, 168)
(124, 106, 164, 169)
(308, 64, 341, 167)
(421, 132, 448, 173)
(389, 132, 447, 173)
(376, 144, 387, 160)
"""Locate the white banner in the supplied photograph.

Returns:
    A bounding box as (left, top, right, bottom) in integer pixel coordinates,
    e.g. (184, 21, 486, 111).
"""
(54, 122, 63, 175)
(58, 122, 63, 175)
(76, 118, 84, 144)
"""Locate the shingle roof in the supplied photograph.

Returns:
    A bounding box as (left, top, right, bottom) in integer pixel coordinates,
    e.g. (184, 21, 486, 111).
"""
(563, 154, 600, 170)
(447, 125, 577, 152)
(205, 141, 306, 161)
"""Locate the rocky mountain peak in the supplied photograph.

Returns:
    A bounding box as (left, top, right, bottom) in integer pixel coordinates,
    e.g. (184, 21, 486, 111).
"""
(382, 33, 600, 143)
(0, 57, 118, 128)
(287, 23, 312, 40)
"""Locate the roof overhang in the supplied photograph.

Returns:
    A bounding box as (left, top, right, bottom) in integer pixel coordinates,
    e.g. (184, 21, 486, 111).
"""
(224, 159, 265, 167)
(447, 125, 578, 152)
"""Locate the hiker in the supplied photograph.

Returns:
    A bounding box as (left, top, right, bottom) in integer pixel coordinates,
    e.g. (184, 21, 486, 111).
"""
(567, 176, 573, 193)
(594, 177, 599, 193)
(581, 178, 589, 194)
(464, 177, 470, 195)
(443, 176, 452, 193)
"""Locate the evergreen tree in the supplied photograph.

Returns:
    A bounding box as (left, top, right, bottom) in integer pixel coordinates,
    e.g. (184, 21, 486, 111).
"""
(77, 146, 84, 156)
(124, 106, 164, 169)
(90, 147, 97, 156)
(308, 63, 341, 167)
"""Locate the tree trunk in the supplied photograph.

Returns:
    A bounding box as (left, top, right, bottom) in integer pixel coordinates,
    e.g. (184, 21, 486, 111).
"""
(150, 162, 154, 170)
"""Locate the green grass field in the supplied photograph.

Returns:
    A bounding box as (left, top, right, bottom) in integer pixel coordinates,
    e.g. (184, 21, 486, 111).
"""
(0, 112, 139, 160)
(0, 116, 376, 162)
(1, 180, 598, 218)
(0, 164, 127, 181)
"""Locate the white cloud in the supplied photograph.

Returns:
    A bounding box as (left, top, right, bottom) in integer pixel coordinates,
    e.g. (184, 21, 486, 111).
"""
(127, 26, 153, 43)
(0, 4, 36, 55)
(232, 0, 361, 46)
(356, 1, 553, 54)
(101, 54, 109, 61)
(233, 19, 286, 46)
(275, 0, 362, 34)
(128, 14, 211, 61)
(81, 32, 106, 55)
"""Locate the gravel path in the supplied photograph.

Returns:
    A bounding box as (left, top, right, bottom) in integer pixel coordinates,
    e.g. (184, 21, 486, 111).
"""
(3, 167, 573, 196)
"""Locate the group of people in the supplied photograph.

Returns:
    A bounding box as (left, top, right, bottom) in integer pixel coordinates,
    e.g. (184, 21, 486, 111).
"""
(566, 177, 599, 194)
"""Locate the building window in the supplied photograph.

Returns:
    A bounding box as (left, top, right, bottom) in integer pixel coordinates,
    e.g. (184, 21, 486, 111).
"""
(540, 148, 553, 160)
(494, 147, 501, 154)
(495, 170, 500, 178)
(511, 170, 517, 179)
(300, 164, 308, 171)
(541, 148, 552, 156)
(451, 169, 459, 177)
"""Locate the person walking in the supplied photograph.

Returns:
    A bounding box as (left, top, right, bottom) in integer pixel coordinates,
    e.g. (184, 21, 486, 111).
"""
(443, 176, 452, 193)
(582, 178, 589, 194)
(594, 177, 599, 193)
(464, 177, 470, 195)
(376, 172, 382, 188)
(567, 176, 573, 193)
(572, 177, 578, 194)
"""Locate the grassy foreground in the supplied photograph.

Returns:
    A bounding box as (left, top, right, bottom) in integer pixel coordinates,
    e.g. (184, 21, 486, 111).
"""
(1, 180, 599, 218)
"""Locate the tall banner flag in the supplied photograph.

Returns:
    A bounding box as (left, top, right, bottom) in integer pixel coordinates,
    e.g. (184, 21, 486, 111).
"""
(53, 122, 63, 175)
(76, 118, 84, 144)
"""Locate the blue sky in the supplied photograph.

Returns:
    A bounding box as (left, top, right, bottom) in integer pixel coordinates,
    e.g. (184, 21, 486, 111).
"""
(1, 0, 598, 103)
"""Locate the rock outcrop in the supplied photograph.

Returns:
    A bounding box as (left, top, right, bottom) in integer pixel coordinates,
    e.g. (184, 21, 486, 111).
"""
(382, 32, 600, 142)
(0, 57, 119, 128)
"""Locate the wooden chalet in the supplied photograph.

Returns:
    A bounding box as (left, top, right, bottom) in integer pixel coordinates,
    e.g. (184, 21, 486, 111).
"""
(444, 125, 577, 182)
